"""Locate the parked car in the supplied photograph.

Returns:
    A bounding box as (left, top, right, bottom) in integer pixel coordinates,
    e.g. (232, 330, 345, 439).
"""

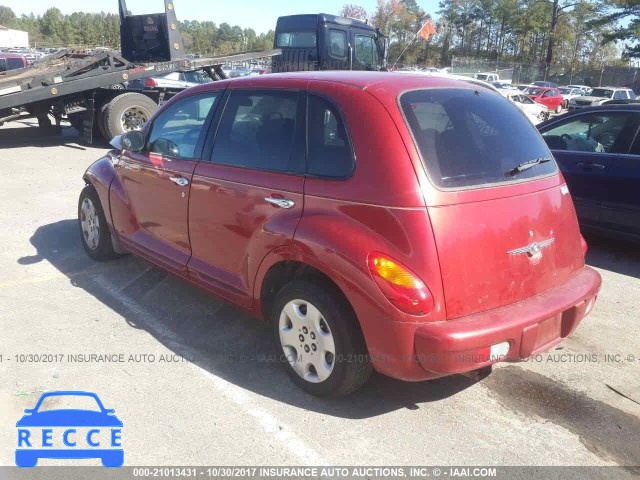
(247, 68, 271, 76)
(538, 104, 640, 241)
(568, 87, 637, 111)
(78, 72, 601, 396)
(526, 86, 565, 113)
(567, 84, 592, 95)
(128, 70, 212, 92)
(506, 91, 549, 124)
(0, 53, 27, 73)
(491, 81, 520, 96)
(559, 87, 584, 109)
(533, 80, 558, 88)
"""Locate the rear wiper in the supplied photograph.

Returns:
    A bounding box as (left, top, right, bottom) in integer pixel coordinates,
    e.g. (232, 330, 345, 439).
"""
(506, 157, 552, 177)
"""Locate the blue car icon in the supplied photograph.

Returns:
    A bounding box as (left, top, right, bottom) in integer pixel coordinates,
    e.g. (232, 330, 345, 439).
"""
(16, 391, 123, 468)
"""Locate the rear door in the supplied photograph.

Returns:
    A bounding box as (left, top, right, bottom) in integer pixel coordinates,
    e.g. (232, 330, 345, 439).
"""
(540, 111, 639, 228)
(400, 88, 584, 319)
(111, 91, 221, 273)
(187, 88, 306, 306)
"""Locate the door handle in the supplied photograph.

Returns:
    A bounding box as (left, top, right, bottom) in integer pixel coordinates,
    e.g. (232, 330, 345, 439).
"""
(577, 162, 605, 170)
(169, 176, 189, 187)
(264, 197, 295, 209)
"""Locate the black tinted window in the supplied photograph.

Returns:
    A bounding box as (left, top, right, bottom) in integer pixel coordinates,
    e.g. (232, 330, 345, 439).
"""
(211, 90, 302, 173)
(400, 88, 556, 189)
(329, 30, 347, 59)
(147, 93, 218, 158)
(7, 58, 24, 70)
(307, 95, 354, 178)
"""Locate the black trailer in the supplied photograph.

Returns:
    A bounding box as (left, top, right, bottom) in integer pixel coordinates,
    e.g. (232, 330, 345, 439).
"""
(0, 0, 279, 142)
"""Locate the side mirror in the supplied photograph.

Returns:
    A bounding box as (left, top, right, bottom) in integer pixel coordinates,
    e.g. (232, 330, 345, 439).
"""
(121, 130, 145, 152)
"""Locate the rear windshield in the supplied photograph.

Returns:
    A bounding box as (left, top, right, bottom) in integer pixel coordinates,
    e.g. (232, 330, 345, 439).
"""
(276, 31, 317, 48)
(590, 88, 614, 98)
(400, 88, 557, 190)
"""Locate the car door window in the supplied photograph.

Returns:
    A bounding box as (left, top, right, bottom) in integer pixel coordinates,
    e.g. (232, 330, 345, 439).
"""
(329, 30, 347, 59)
(541, 112, 637, 153)
(146, 92, 219, 159)
(307, 94, 354, 178)
(183, 71, 202, 83)
(210, 90, 303, 174)
(355, 35, 379, 66)
(613, 91, 626, 100)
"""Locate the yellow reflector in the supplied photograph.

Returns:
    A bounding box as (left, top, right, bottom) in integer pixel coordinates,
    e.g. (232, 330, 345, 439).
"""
(372, 257, 422, 288)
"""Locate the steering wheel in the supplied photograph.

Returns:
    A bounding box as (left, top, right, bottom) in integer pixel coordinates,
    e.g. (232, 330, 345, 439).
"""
(561, 133, 572, 141)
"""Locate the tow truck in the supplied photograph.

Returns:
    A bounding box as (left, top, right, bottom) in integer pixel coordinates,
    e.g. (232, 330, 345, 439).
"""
(0, 0, 280, 142)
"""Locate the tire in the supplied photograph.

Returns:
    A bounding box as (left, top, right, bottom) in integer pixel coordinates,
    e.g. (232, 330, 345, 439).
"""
(555, 104, 563, 114)
(563, 100, 568, 109)
(102, 92, 157, 141)
(271, 279, 372, 397)
(37, 114, 52, 129)
(78, 184, 119, 261)
(96, 101, 111, 140)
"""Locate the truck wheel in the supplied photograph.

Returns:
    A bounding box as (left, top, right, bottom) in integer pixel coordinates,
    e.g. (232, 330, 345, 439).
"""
(37, 114, 52, 129)
(78, 184, 120, 261)
(102, 92, 157, 141)
(271, 279, 372, 396)
(96, 102, 111, 140)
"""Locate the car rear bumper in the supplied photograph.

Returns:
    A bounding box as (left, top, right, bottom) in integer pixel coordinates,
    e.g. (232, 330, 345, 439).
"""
(412, 266, 601, 376)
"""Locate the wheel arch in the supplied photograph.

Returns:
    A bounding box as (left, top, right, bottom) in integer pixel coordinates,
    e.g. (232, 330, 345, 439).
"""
(254, 249, 359, 326)
(82, 156, 118, 233)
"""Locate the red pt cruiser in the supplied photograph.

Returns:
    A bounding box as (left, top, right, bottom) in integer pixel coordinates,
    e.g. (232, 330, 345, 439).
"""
(79, 72, 601, 396)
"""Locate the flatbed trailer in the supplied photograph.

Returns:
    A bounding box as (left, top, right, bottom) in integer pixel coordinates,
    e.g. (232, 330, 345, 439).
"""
(0, 0, 280, 142)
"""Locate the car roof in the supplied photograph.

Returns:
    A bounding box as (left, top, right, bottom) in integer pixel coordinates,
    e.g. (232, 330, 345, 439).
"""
(213, 71, 496, 94)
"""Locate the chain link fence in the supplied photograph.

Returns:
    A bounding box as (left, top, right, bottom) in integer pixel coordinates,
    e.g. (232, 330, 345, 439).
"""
(451, 57, 640, 90)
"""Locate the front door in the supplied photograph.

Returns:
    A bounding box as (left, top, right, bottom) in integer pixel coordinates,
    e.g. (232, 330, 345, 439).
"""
(111, 91, 221, 273)
(350, 30, 380, 70)
(540, 111, 637, 228)
(601, 118, 640, 234)
(188, 89, 305, 306)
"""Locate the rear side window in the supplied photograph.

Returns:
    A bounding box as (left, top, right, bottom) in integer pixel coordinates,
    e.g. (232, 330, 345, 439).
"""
(400, 88, 556, 189)
(276, 31, 317, 48)
(307, 94, 354, 178)
(211, 90, 303, 174)
(6, 58, 24, 70)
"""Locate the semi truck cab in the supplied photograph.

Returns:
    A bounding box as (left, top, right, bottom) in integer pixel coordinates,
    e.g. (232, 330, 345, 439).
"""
(272, 13, 387, 72)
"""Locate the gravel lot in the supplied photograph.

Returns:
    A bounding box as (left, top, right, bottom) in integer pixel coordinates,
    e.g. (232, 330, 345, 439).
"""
(0, 120, 638, 475)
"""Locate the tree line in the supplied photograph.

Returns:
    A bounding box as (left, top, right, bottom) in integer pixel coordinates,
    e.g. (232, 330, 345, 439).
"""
(0, 1, 636, 74)
(342, 0, 638, 73)
(0, 5, 274, 54)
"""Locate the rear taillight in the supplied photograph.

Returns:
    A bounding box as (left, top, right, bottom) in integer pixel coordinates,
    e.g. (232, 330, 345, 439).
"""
(145, 77, 158, 87)
(581, 235, 588, 256)
(367, 253, 433, 316)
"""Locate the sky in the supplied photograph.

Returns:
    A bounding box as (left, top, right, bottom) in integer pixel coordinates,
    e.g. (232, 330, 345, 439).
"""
(4, 0, 441, 35)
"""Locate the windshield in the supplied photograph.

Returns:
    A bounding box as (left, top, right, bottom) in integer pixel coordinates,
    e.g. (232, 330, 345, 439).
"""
(476, 74, 490, 80)
(399, 88, 556, 189)
(526, 87, 544, 96)
(36, 395, 102, 412)
(276, 31, 317, 48)
(590, 88, 614, 98)
(559, 88, 572, 94)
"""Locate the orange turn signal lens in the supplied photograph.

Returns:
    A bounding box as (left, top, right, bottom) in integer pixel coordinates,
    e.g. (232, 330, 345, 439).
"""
(370, 257, 425, 289)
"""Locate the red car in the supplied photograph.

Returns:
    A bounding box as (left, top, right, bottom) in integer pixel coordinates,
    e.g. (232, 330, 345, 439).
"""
(79, 72, 601, 396)
(526, 86, 564, 113)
